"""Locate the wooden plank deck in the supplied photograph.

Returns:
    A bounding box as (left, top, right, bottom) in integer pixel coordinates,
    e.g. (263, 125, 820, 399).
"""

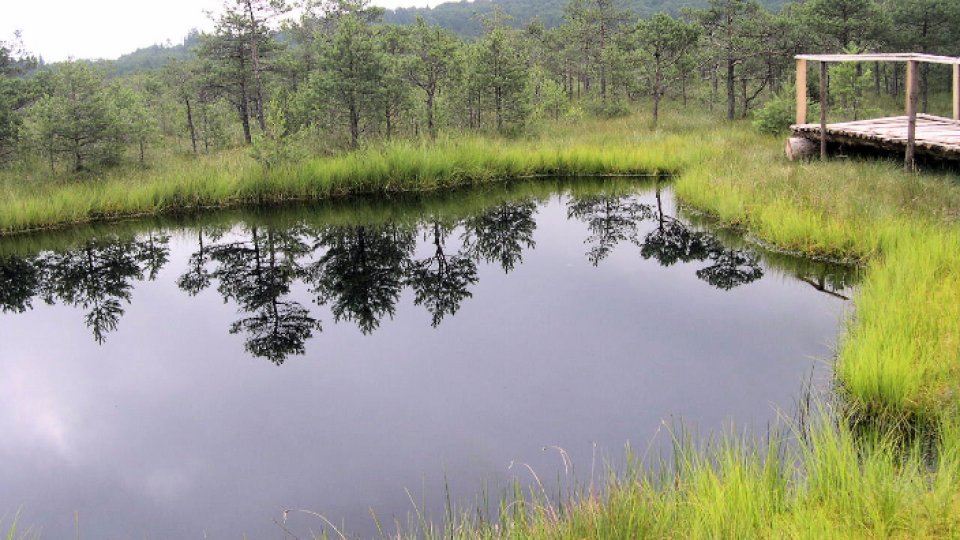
(792, 114, 960, 160)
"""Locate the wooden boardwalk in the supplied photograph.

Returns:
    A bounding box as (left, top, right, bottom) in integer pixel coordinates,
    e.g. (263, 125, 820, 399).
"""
(791, 114, 960, 160)
(790, 53, 960, 169)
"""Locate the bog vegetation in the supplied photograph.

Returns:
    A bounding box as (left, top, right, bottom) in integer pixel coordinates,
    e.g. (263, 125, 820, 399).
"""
(2, 0, 960, 178)
(2, 0, 960, 538)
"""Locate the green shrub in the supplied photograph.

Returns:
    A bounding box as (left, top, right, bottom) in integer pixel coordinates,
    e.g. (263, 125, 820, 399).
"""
(752, 91, 820, 136)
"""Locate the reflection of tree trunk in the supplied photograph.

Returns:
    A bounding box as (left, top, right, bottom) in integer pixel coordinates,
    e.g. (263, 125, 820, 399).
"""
(655, 185, 664, 230)
(252, 227, 262, 281)
(798, 276, 849, 301)
(604, 199, 613, 242)
(272, 297, 280, 333)
(195, 232, 205, 276)
(433, 222, 446, 279)
(355, 226, 367, 272)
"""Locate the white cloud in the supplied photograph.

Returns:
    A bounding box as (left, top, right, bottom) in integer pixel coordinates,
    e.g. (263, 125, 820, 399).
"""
(2, 0, 449, 63)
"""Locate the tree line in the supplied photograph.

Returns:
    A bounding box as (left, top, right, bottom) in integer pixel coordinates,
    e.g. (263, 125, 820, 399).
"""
(1, 0, 959, 172)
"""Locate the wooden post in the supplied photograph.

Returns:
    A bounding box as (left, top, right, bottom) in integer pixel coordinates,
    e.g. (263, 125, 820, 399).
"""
(905, 60, 919, 171)
(796, 58, 808, 125)
(819, 61, 828, 160)
(953, 63, 960, 121)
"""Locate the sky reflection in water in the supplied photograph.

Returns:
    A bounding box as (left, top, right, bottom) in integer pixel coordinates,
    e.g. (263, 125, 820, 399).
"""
(0, 180, 854, 539)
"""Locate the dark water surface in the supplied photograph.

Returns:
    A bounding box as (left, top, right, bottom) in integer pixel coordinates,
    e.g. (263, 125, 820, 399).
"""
(0, 179, 854, 539)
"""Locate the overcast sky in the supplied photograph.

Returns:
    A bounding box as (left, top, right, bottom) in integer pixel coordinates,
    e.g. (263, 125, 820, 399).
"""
(2, 0, 448, 62)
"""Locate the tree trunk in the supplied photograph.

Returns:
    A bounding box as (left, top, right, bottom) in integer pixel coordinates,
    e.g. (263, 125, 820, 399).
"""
(245, 0, 268, 133)
(201, 104, 211, 153)
(73, 138, 83, 172)
(185, 97, 197, 154)
(874, 62, 881, 97)
(681, 71, 688, 107)
(710, 64, 718, 112)
(239, 73, 252, 145)
(427, 93, 436, 140)
(599, 19, 607, 102)
(239, 99, 252, 145)
(652, 92, 661, 128)
(495, 86, 503, 132)
(741, 78, 747, 118)
(726, 58, 736, 120)
(921, 63, 929, 114)
(349, 102, 360, 148)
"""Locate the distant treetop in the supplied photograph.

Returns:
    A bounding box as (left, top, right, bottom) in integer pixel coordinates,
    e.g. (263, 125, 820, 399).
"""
(384, 0, 789, 38)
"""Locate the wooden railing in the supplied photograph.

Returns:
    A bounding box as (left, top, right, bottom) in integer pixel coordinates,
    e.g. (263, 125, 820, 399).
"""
(794, 53, 960, 170)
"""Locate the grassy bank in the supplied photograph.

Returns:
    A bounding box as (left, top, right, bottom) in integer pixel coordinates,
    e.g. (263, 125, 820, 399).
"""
(3, 109, 960, 538)
(673, 128, 960, 424)
(370, 120, 959, 540)
(0, 131, 705, 236)
(376, 117, 960, 539)
(406, 417, 960, 540)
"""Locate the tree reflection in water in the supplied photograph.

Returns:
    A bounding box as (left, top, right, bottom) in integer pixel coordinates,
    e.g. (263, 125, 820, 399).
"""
(0, 256, 40, 314)
(569, 186, 763, 290)
(461, 201, 537, 273)
(306, 224, 415, 336)
(567, 194, 654, 265)
(406, 221, 478, 327)
(0, 187, 836, 362)
(182, 225, 320, 364)
(32, 236, 171, 343)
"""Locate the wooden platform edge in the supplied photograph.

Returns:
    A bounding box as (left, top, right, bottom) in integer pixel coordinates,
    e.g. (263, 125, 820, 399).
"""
(790, 129, 960, 160)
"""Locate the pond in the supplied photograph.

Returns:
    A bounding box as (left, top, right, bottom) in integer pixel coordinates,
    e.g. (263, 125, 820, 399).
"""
(0, 178, 855, 539)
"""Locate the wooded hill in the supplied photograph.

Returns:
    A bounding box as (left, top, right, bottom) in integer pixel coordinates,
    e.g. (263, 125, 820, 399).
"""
(109, 0, 789, 74)
(385, 0, 789, 37)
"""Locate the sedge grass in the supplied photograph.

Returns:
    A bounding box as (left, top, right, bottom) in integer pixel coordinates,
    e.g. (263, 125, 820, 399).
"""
(0, 134, 706, 236)
(3, 105, 960, 538)
(673, 126, 960, 423)
(305, 414, 960, 539)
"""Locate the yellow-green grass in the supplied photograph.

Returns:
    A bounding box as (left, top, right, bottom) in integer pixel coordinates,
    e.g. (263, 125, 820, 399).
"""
(673, 127, 960, 423)
(425, 416, 960, 540)
(0, 131, 707, 236)
(2, 109, 959, 421)
(4, 106, 960, 538)
(385, 118, 960, 539)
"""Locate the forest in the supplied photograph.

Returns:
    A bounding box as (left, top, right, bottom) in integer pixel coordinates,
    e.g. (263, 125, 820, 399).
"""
(384, 0, 789, 37)
(1, 0, 959, 177)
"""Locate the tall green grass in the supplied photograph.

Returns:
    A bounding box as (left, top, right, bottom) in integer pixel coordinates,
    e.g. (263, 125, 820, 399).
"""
(673, 127, 960, 422)
(272, 113, 960, 538)
(299, 415, 960, 539)
(0, 134, 709, 236)
(4, 105, 960, 538)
